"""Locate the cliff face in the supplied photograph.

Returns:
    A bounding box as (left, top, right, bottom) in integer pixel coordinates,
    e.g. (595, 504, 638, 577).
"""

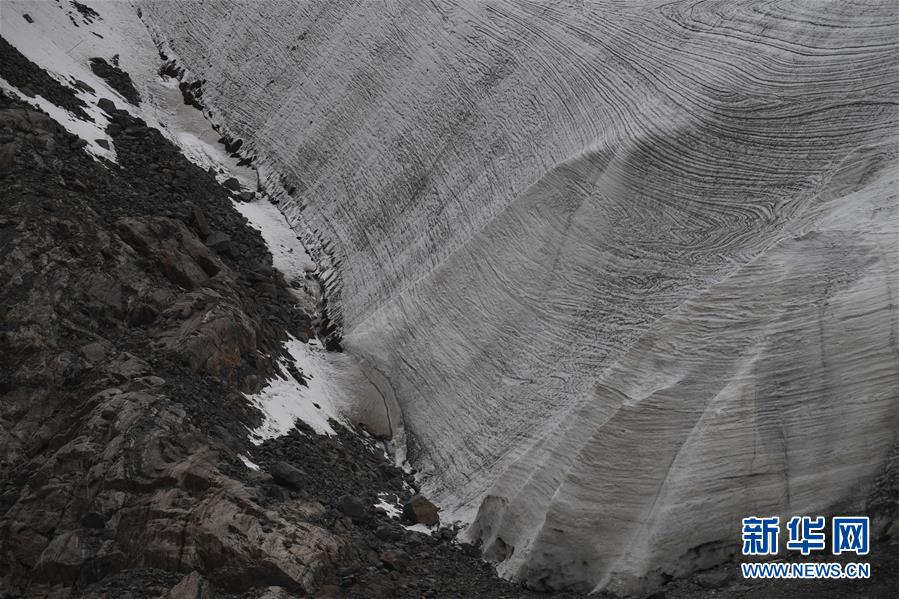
(136, 0, 899, 591)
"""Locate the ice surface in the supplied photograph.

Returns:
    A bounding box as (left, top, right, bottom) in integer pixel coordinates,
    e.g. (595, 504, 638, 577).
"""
(21, 0, 899, 591)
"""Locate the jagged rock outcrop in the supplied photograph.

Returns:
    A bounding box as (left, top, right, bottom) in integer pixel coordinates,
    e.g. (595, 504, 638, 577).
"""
(0, 95, 345, 596)
(136, 0, 899, 591)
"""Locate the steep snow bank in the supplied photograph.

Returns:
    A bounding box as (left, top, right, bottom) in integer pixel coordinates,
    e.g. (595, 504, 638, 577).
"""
(96, 0, 899, 591)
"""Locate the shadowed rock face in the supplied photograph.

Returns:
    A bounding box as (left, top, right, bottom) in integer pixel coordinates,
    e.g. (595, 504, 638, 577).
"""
(137, 0, 899, 591)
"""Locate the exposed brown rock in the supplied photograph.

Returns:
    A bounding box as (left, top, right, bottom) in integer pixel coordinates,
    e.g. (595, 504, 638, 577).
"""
(116, 217, 223, 289)
(402, 495, 439, 526)
(169, 571, 215, 599)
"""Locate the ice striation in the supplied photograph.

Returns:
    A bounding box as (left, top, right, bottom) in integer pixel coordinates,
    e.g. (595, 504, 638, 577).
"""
(136, 0, 899, 592)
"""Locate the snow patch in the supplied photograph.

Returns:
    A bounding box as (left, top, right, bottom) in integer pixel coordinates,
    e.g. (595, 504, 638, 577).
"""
(403, 523, 436, 536)
(233, 198, 317, 279)
(247, 336, 342, 440)
(374, 494, 402, 519)
(238, 454, 260, 471)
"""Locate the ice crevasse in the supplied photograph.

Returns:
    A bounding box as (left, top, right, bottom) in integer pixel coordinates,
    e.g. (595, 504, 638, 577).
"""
(136, 0, 899, 592)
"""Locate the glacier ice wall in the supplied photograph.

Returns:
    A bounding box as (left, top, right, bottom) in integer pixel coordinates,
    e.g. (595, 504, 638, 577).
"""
(137, 0, 899, 591)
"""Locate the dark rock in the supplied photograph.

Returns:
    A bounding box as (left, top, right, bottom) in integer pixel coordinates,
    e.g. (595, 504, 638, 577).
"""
(95, 138, 109, 150)
(116, 217, 222, 288)
(168, 571, 215, 599)
(336, 495, 367, 520)
(123, 125, 148, 138)
(157, 300, 256, 376)
(380, 549, 410, 572)
(97, 97, 117, 114)
(269, 461, 307, 490)
(71, 1, 100, 22)
(205, 231, 232, 254)
(374, 525, 401, 542)
(70, 138, 88, 150)
(403, 494, 439, 526)
(190, 205, 211, 239)
(223, 177, 241, 191)
(80, 341, 112, 364)
(0, 142, 15, 174)
(89, 57, 141, 105)
(71, 78, 95, 94)
(237, 191, 255, 202)
(128, 302, 158, 326)
(23, 13, 34, 24)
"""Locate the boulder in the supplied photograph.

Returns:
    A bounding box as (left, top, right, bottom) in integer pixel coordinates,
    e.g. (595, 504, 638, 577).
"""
(403, 495, 439, 526)
(336, 495, 367, 520)
(156, 301, 257, 376)
(189, 205, 211, 239)
(374, 524, 400, 542)
(116, 217, 223, 289)
(380, 549, 409, 572)
(269, 461, 306, 490)
(205, 231, 232, 255)
(97, 98, 117, 114)
(169, 571, 215, 599)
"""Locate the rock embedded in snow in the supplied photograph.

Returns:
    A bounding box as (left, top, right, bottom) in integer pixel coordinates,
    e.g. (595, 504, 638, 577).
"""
(96, 97, 116, 114)
(403, 494, 439, 527)
(89, 56, 141, 105)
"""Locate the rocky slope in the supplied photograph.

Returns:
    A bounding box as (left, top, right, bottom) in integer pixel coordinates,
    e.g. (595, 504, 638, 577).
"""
(133, 0, 899, 592)
(0, 20, 591, 597)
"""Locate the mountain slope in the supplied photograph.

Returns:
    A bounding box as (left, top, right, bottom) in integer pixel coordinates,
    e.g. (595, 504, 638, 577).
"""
(133, 0, 899, 591)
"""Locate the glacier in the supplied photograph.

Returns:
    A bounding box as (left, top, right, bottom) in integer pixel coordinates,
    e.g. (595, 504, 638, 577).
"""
(134, 0, 899, 592)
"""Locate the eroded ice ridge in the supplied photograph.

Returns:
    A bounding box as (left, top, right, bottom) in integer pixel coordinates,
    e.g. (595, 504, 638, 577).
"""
(137, 0, 898, 591)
